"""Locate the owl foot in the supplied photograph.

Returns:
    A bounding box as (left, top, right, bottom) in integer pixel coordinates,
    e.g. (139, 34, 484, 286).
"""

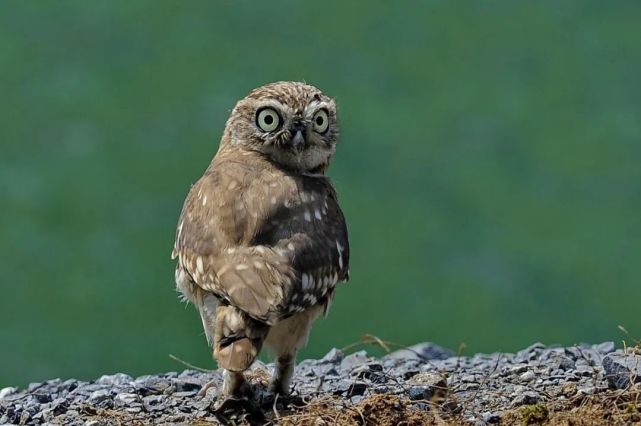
(198, 370, 251, 399)
(197, 380, 218, 398)
(211, 379, 267, 424)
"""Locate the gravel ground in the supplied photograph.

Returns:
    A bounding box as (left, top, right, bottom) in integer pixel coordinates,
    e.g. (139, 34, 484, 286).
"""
(1, 342, 640, 425)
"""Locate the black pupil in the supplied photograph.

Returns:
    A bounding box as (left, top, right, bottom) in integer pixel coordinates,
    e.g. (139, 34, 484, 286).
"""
(263, 114, 274, 125)
(316, 116, 324, 126)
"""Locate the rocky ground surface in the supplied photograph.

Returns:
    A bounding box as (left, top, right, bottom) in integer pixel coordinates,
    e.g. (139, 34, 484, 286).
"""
(1, 342, 640, 425)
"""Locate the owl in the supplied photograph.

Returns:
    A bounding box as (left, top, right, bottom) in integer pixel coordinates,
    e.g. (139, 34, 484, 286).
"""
(172, 81, 350, 398)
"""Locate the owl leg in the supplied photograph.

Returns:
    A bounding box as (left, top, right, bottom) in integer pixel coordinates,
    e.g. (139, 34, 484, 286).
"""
(222, 370, 248, 396)
(265, 307, 323, 395)
(270, 354, 295, 395)
(213, 305, 268, 397)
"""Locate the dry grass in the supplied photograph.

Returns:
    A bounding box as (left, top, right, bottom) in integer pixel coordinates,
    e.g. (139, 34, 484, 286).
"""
(270, 385, 641, 426)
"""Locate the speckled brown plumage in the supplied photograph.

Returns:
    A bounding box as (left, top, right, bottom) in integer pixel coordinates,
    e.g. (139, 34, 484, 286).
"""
(172, 81, 349, 396)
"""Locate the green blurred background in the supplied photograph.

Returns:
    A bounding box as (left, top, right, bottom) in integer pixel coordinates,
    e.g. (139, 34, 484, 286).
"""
(2, 1, 640, 387)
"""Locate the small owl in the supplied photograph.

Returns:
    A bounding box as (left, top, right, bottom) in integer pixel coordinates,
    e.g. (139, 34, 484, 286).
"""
(172, 81, 349, 397)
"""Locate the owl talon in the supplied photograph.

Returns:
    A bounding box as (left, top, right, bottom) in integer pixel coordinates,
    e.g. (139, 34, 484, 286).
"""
(197, 379, 218, 398)
(268, 382, 290, 397)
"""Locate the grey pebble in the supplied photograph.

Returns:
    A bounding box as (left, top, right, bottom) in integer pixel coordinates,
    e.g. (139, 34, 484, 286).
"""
(518, 371, 535, 382)
(340, 350, 369, 371)
(114, 393, 139, 407)
(96, 373, 132, 386)
(88, 390, 111, 404)
(482, 411, 501, 423)
(602, 352, 641, 389)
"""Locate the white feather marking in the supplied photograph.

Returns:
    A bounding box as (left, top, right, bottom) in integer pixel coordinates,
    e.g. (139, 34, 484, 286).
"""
(314, 208, 322, 220)
(301, 273, 310, 290)
(336, 241, 344, 269)
(304, 210, 311, 222)
(196, 256, 204, 274)
(177, 220, 184, 239)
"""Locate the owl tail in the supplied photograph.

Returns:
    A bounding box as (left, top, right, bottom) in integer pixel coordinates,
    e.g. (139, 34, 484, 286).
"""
(213, 304, 269, 372)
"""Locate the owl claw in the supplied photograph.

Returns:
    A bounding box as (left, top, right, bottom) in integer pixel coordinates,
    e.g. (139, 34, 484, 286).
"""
(197, 379, 218, 398)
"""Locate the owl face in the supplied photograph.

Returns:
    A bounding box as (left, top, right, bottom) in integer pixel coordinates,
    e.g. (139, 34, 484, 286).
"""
(225, 82, 339, 173)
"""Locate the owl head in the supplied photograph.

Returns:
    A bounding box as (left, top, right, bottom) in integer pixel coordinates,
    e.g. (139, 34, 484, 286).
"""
(222, 81, 339, 173)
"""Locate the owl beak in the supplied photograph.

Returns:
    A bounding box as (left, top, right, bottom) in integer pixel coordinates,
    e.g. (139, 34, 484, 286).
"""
(290, 122, 306, 151)
(292, 129, 305, 149)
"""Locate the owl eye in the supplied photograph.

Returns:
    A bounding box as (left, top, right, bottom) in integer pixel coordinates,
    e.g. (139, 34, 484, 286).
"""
(312, 109, 329, 134)
(256, 107, 281, 132)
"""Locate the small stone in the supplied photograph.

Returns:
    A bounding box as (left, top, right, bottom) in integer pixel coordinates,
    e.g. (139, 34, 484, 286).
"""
(114, 393, 139, 407)
(32, 393, 53, 404)
(173, 379, 201, 392)
(385, 342, 454, 361)
(515, 343, 546, 362)
(27, 382, 44, 392)
(61, 379, 79, 392)
(408, 386, 433, 400)
(88, 390, 112, 404)
(594, 341, 616, 355)
(511, 391, 540, 406)
(350, 395, 364, 404)
(320, 348, 344, 363)
(351, 362, 384, 382)
(143, 395, 166, 412)
(96, 373, 133, 386)
(0, 387, 17, 400)
(460, 374, 476, 383)
(574, 365, 594, 377)
(482, 412, 501, 423)
(547, 353, 575, 371)
(577, 386, 596, 395)
(509, 364, 529, 375)
(372, 385, 392, 394)
(172, 391, 197, 398)
(519, 371, 535, 382)
(20, 410, 33, 425)
(409, 372, 446, 386)
(602, 352, 641, 389)
(340, 351, 369, 371)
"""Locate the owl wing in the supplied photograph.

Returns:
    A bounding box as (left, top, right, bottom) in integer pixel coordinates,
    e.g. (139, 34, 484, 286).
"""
(276, 180, 350, 316)
(173, 159, 349, 325)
